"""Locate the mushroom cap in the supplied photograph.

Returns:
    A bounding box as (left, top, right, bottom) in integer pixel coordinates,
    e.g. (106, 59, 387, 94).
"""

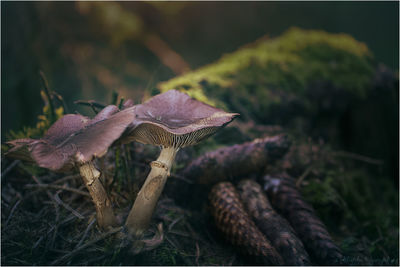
(6, 138, 37, 163)
(6, 114, 90, 165)
(90, 105, 120, 124)
(122, 99, 135, 109)
(7, 106, 135, 172)
(124, 90, 238, 148)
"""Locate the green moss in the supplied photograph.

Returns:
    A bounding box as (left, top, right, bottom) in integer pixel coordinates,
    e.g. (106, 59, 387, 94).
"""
(158, 28, 375, 123)
(301, 166, 398, 260)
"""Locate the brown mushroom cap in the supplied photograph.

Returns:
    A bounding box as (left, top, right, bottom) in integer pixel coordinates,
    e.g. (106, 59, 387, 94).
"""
(42, 114, 90, 145)
(6, 138, 37, 163)
(90, 105, 120, 124)
(6, 114, 90, 164)
(7, 106, 135, 172)
(124, 90, 238, 148)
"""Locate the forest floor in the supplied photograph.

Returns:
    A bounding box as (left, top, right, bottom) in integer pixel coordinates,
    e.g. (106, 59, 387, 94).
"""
(1, 115, 398, 265)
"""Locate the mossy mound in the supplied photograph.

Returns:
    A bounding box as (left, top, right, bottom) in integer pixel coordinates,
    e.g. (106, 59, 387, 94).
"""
(158, 27, 375, 126)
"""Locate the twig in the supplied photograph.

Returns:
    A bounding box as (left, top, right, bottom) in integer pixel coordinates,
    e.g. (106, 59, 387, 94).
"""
(296, 165, 313, 188)
(52, 91, 69, 114)
(25, 184, 90, 197)
(51, 227, 122, 265)
(32, 235, 45, 249)
(118, 97, 125, 109)
(30, 174, 62, 251)
(51, 174, 81, 184)
(39, 71, 56, 123)
(75, 219, 96, 249)
(53, 193, 85, 219)
(332, 150, 384, 165)
(49, 191, 61, 249)
(111, 90, 119, 105)
(195, 242, 200, 266)
(1, 160, 20, 180)
(168, 215, 184, 232)
(74, 100, 106, 114)
(4, 199, 22, 227)
(168, 230, 192, 238)
(165, 235, 180, 250)
(58, 211, 89, 228)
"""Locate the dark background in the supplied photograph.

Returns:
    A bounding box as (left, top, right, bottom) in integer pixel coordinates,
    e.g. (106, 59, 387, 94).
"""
(2, 1, 399, 140)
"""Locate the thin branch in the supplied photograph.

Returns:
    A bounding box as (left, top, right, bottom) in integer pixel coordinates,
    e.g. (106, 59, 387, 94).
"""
(296, 165, 313, 188)
(4, 199, 22, 227)
(1, 160, 21, 180)
(51, 227, 122, 265)
(75, 218, 96, 249)
(31, 174, 61, 250)
(39, 71, 56, 123)
(53, 193, 85, 219)
(74, 100, 106, 114)
(167, 215, 184, 232)
(25, 184, 90, 197)
(332, 150, 384, 165)
(52, 91, 69, 114)
(51, 174, 81, 184)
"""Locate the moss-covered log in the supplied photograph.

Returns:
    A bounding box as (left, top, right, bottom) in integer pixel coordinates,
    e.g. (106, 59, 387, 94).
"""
(158, 27, 398, 184)
(158, 28, 375, 125)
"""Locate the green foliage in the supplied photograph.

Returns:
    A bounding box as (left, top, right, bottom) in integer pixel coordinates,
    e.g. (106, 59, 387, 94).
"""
(158, 28, 375, 123)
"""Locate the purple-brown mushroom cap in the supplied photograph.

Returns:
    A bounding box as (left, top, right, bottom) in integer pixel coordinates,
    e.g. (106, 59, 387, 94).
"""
(122, 99, 135, 109)
(6, 106, 136, 172)
(123, 90, 239, 148)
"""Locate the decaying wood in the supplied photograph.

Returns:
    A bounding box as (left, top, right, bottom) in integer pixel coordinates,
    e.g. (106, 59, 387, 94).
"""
(209, 182, 283, 265)
(181, 134, 290, 185)
(237, 179, 310, 266)
(263, 175, 343, 265)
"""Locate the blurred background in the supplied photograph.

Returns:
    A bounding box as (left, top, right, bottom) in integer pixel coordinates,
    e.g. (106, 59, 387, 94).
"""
(2, 1, 399, 140)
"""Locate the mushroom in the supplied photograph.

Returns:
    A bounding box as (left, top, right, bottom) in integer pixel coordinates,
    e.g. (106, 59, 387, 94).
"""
(123, 90, 238, 236)
(7, 105, 136, 229)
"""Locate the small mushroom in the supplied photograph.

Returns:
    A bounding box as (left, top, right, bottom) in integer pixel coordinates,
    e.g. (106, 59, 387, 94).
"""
(7, 106, 136, 229)
(123, 90, 238, 236)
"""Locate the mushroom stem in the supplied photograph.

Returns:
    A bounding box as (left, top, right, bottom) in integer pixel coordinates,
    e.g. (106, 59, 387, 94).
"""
(79, 162, 118, 229)
(125, 146, 178, 236)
